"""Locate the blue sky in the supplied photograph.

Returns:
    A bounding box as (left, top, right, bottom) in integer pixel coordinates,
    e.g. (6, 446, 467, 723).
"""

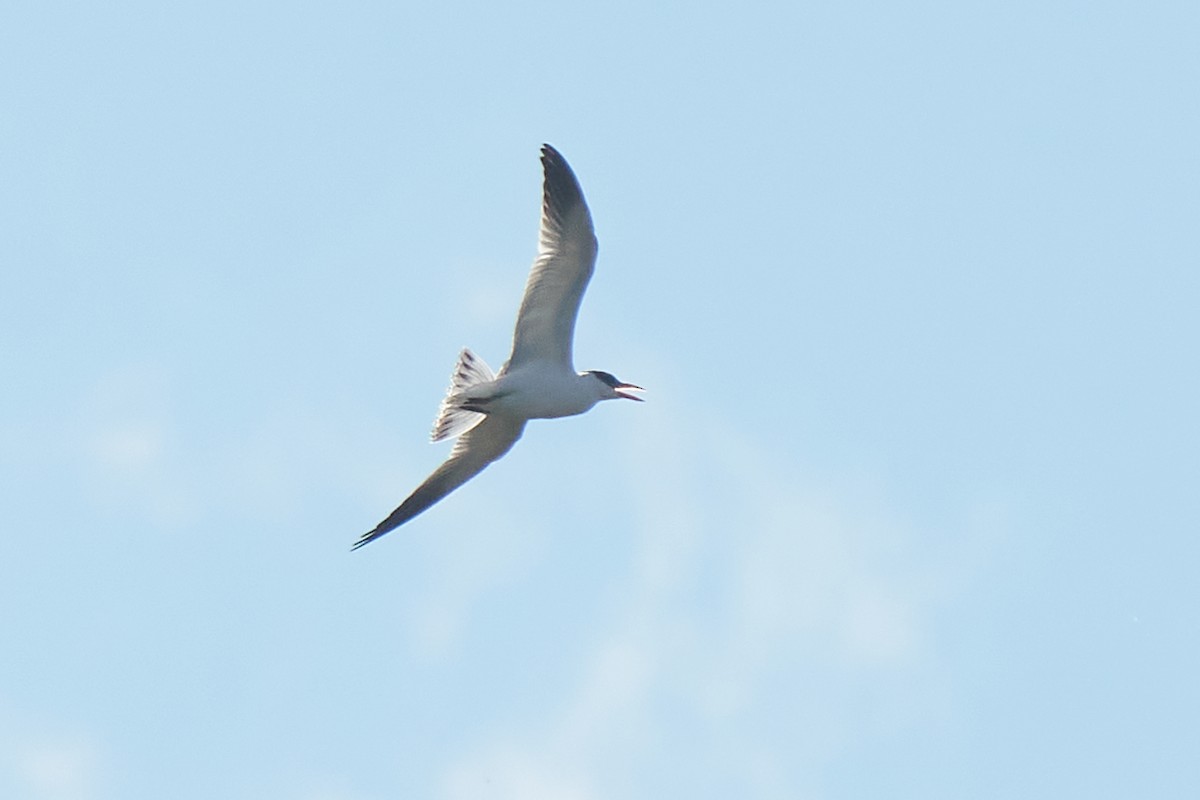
(2, 1, 1198, 798)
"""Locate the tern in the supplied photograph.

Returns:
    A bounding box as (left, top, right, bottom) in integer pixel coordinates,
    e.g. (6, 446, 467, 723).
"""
(353, 144, 643, 550)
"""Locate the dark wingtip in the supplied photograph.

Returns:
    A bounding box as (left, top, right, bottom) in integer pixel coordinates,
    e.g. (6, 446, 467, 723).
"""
(538, 144, 587, 220)
(540, 143, 569, 177)
(351, 528, 383, 551)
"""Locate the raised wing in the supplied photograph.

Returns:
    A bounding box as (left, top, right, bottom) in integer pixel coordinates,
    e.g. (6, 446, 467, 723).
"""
(352, 415, 526, 549)
(506, 144, 598, 370)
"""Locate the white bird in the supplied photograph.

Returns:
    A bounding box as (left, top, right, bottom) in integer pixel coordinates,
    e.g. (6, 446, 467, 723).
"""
(354, 144, 643, 550)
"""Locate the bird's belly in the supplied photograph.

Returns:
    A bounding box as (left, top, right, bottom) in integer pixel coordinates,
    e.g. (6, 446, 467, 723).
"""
(488, 370, 596, 420)
(489, 389, 592, 420)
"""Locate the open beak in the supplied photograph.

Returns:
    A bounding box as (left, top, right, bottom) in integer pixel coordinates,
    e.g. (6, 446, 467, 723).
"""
(615, 383, 645, 402)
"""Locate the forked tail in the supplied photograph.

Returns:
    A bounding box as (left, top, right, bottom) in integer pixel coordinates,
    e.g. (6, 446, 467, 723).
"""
(430, 348, 495, 442)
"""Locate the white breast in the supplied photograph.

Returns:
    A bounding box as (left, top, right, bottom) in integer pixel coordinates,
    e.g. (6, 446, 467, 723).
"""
(491, 362, 600, 420)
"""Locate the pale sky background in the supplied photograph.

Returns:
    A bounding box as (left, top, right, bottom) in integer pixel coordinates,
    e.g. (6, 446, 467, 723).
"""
(2, 1, 1198, 798)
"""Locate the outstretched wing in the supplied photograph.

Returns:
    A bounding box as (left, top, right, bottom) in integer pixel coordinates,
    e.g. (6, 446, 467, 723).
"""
(353, 415, 526, 549)
(506, 144, 598, 370)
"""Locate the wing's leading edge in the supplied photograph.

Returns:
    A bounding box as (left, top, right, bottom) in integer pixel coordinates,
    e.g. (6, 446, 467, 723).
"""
(507, 144, 598, 370)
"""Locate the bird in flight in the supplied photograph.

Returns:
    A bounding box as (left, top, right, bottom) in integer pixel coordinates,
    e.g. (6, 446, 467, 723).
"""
(353, 144, 643, 550)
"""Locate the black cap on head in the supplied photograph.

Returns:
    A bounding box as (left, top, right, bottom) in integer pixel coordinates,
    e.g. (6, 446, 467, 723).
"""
(587, 370, 622, 388)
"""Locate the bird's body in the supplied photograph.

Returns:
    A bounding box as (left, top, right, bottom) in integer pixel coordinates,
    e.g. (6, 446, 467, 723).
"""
(354, 144, 642, 550)
(465, 361, 614, 419)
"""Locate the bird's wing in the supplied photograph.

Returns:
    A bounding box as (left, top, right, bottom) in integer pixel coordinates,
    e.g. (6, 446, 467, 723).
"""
(506, 144, 598, 370)
(352, 415, 526, 549)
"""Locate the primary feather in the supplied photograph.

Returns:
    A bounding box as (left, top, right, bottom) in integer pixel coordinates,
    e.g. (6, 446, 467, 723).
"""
(507, 144, 598, 370)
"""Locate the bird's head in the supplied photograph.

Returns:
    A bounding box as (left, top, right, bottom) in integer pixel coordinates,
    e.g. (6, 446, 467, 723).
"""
(584, 370, 645, 402)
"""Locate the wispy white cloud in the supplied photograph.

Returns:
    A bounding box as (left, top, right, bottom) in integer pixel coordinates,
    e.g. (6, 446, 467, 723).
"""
(438, 394, 1004, 798)
(76, 363, 196, 531)
(0, 705, 106, 800)
(14, 742, 101, 800)
(443, 745, 595, 800)
(404, 488, 553, 660)
(65, 361, 418, 540)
